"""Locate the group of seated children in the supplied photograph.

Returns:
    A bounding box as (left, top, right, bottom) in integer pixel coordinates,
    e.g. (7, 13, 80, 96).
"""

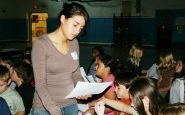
(82, 44, 185, 115)
(1, 44, 185, 115)
(0, 47, 34, 115)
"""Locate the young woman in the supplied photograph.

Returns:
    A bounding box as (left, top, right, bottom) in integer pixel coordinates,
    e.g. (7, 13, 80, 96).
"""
(31, 2, 89, 115)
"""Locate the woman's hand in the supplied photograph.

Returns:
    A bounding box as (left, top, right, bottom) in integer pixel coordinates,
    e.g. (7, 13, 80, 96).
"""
(76, 95, 91, 100)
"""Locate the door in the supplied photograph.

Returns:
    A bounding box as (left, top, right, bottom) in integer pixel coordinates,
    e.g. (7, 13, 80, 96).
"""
(156, 10, 173, 48)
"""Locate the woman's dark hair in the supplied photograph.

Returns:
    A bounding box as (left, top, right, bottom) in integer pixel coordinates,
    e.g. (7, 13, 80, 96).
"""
(57, 2, 89, 28)
(129, 77, 161, 115)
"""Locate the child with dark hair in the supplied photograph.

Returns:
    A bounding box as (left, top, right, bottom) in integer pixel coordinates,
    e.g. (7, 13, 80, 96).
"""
(170, 57, 185, 104)
(83, 53, 121, 115)
(95, 77, 161, 115)
(11, 62, 35, 114)
(87, 46, 104, 82)
(114, 71, 136, 115)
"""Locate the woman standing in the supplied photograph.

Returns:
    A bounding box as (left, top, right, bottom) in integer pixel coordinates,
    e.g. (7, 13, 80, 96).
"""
(31, 2, 89, 115)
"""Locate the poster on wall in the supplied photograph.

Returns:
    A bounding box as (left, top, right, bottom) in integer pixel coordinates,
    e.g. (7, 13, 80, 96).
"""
(31, 13, 48, 43)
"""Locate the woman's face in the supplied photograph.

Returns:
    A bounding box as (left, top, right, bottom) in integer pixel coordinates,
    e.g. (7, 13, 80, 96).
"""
(176, 60, 183, 73)
(60, 15, 85, 40)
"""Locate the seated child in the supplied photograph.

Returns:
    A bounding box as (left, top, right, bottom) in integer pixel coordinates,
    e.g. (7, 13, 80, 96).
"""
(114, 71, 136, 115)
(82, 53, 120, 115)
(87, 46, 104, 82)
(11, 62, 35, 114)
(0, 65, 25, 115)
(95, 77, 161, 115)
(170, 57, 185, 104)
(126, 43, 143, 76)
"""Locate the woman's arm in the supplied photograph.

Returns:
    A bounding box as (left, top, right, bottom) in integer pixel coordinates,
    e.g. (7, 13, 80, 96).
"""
(71, 40, 84, 85)
(32, 39, 61, 115)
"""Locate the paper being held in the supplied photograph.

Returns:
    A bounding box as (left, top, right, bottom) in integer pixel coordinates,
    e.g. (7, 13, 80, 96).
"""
(64, 81, 112, 99)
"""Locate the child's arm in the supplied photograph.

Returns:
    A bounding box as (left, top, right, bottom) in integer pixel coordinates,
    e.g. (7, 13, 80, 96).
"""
(95, 98, 133, 114)
(103, 90, 117, 114)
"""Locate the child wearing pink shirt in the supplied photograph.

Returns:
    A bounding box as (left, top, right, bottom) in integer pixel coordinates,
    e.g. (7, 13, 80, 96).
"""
(83, 53, 122, 115)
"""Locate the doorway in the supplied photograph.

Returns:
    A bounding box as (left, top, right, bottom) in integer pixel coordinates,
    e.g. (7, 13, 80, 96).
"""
(156, 10, 173, 48)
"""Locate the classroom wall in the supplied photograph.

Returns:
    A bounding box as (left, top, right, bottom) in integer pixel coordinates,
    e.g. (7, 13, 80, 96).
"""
(0, 0, 185, 47)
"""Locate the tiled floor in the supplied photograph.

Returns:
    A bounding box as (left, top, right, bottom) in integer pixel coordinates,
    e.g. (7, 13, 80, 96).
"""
(79, 44, 185, 72)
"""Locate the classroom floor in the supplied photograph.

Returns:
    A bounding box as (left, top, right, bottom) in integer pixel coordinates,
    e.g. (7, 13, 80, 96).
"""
(79, 44, 185, 72)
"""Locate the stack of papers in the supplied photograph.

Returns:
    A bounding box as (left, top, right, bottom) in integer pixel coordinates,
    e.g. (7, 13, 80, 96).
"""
(64, 81, 112, 99)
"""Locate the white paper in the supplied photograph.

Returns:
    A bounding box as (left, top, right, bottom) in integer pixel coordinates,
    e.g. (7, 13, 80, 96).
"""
(64, 81, 112, 99)
(80, 67, 89, 82)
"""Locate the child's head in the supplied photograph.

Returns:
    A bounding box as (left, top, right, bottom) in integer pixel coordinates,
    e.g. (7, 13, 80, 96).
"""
(92, 46, 104, 59)
(129, 44, 143, 60)
(0, 65, 10, 94)
(159, 103, 185, 115)
(114, 71, 136, 99)
(11, 62, 33, 85)
(129, 77, 160, 115)
(159, 51, 176, 68)
(95, 53, 120, 78)
(175, 58, 185, 78)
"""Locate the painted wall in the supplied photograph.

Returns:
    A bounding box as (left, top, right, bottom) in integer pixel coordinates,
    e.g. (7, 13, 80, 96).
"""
(0, 0, 185, 46)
